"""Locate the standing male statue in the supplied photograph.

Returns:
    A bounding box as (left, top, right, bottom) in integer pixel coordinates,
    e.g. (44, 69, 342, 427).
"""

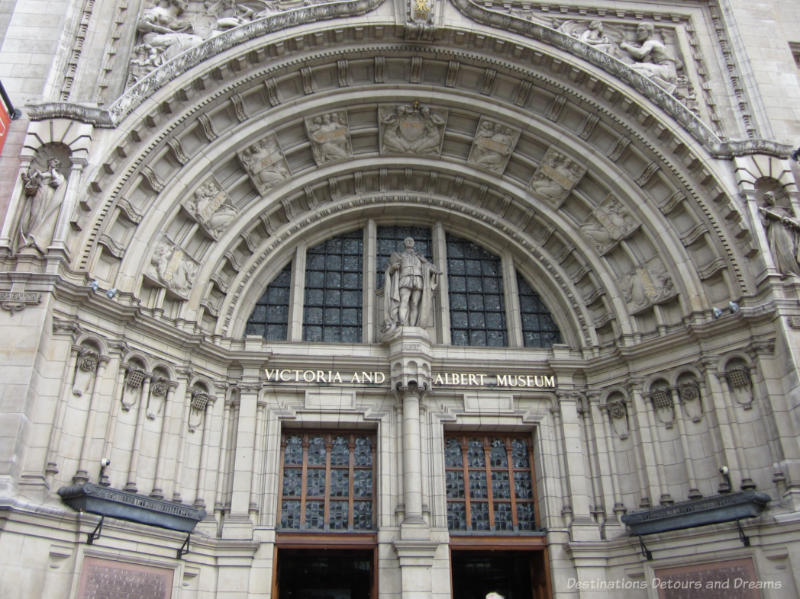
(383, 237, 440, 331)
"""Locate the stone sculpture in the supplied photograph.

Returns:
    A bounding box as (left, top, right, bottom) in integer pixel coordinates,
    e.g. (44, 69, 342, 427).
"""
(17, 158, 67, 253)
(380, 103, 447, 155)
(382, 237, 440, 332)
(622, 257, 674, 311)
(305, 111, 352, 165)
(468, 118, 519, 173)
(530, 147, 586, 207)
(238, 135, 289, 195)
(150, 238, 198, 296)
(189, 179, 237, 237)
(580, 196, 637, 253)
(619, 22, 678, 92)
(759, 191, 800, 277)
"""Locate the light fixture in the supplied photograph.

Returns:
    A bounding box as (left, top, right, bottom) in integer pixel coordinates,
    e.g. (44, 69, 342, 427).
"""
(712, 307, 723, 319)
(729, 301, 739, 313)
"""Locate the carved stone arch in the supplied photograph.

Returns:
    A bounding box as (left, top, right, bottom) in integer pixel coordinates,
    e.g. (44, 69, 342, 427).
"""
(217, 195, 593, 347)
(65, 24, 752, 281)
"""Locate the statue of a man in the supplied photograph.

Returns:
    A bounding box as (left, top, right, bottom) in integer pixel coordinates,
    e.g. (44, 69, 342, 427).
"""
(619, 22, 677, 89)
(383, 238, 440, 330)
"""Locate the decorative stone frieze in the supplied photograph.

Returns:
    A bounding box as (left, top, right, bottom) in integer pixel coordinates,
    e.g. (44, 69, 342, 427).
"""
(185, 178, 237, 239)
(467, 117, 519, 174)
(147, 237, 199, 298)
(237, 135, 290, 196)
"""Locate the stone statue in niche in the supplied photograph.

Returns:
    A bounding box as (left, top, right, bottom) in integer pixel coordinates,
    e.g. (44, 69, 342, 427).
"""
(238, 135, 290, 195)
(759, 191, 800, 277)
(379, 103, 447, 155)
(188, 178, 237, 238)
(305, 111, 352, 165)
(467, 118, 520, 174)
(17, 157, 68, 254)
(382, 237, 440, 334)
(621, 257, 674, 311)
(149, 238, 198, 297)
(619, 22, 679, 93)
(580, 195, 637, 253)
(530, 147, 586, 208)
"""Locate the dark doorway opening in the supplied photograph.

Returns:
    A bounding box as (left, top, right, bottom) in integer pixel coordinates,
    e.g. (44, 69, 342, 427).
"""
(451, 550, 550, 599)
(276, 549, 375, 599)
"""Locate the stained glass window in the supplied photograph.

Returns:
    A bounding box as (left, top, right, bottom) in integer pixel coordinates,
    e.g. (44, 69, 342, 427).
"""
(517, 273, 562, 347)
(303, 230, 363, 343)
(278, 431, 375, 531)
(444, 433, 537, 533)
(447, 235, 507, 346)
(245, 262, 292, 340)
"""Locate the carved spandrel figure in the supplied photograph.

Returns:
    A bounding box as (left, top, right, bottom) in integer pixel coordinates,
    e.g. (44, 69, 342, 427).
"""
(619, 22, 678, 91)
(380, 103, 446, 155)
(383, 237, 440, 332)
(18, 158, 67, 253)
(238, 135, 289, 195)
(136, 0, 202, 63)
(759, 191, 800, 277)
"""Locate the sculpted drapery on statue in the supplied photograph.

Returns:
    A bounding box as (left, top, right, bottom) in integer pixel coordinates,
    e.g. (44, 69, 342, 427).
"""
(383, 238, 440, 332)
(18, 158, 67, 253)
(759, 191, 800, 277)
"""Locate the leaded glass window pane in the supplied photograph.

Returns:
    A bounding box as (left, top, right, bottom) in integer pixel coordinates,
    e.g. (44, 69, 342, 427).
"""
(279, 431, 375, 531)
(517, 272, 562, 347)
(446, 235, 507, 346)
(245, 262, 292, 340)
(303, 231, 363, 343)
(376, 226, 432, 288)
(445, 433, 537, 533)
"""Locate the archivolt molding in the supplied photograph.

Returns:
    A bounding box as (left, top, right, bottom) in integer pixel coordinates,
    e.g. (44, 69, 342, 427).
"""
(67, 43, 754, 287)
(16, 23, 769, 352)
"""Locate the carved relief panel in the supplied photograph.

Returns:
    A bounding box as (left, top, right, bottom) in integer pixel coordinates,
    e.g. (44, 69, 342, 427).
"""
(379, 103, 447, 155)
(580, 194, 638, 254)
(530, 147, 586, 209)
(184, 177, 237, 239)
(305, 111, 353, 165)
(621, 256, 675, 313)
(467, 117, 520, 174)
(147, 236, 199, 298)
(238, 134, 290, 196)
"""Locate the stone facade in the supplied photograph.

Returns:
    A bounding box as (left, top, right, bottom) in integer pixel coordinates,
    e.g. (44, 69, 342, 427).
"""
(0, 1, 799, 598)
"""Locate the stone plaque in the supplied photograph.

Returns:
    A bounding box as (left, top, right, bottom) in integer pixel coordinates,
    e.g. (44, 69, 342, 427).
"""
(77, 557, 173, 599)
(654, 558, 762, 599)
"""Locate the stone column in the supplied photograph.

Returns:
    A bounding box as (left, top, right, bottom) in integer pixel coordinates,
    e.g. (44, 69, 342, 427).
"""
(224, 381, 260, 539)
(388, 327, 439, 599)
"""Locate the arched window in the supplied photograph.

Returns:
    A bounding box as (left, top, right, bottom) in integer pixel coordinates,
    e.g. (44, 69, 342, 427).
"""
(244, 224, 563, 347)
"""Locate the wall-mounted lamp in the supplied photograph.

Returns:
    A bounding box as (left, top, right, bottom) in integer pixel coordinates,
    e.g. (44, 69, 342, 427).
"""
(713, 301, 740, 319)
